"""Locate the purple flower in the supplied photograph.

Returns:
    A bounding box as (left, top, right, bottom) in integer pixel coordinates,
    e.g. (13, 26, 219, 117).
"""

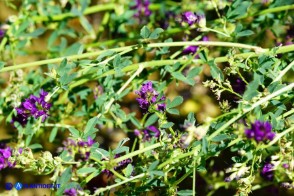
(135, 81, 166, 113)
(60, 137, 95, 161)
(0, 144, 14, 171)
(64, 188, 77, 196)
(135, 126, 160, 141)
(282, 163, 289, 169)
(11, 89, 52, 127)
(0, 29, 5, 40)
(182, 12, 198, 26)
(261, 163, 274, 181)
(182, 12, 206, 27)
(232, 78, 246, 95)
(183, 36, 208, 56)
(245, 121, 275, 142)
(131, 0, 152, 22)
(183, 46, 198, 55)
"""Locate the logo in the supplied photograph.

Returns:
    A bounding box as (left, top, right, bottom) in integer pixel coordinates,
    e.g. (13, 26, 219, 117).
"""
(5, 183, 13, 190)
(14, 182, 23, 190)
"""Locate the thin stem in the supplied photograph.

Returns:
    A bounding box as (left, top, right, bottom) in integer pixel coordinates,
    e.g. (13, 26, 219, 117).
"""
(93, 173, 146, 195)
(32, 4, 115, 22)
(114, 142, 163, 163)
(97, 64, 144, 118)
(208, 83, 294, 140)
(277, 108, 294, 120)
(109, 169, 128, 181)
(173, 168, 193, 186)
(1, 41, 275, 73)
(262, 125, 294, 148)
(272, 60, 294, 83)
(256, 4, 294, 16)
(42, 123, 73, 129)
(192, 160, 196, 196)
(202, 27, 230, 37)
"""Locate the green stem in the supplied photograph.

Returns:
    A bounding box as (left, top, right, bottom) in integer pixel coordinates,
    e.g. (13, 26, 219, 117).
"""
(32, 4, 115, 22)
(202, 27, 230, 37)
(256, 4, 294, 16)
(277, 108, 294, 120)
(0, 41, 271, 73)
(114, 142, 163, 163)
(42, 123, 73, 129)
(0, 46, 133, 72)
(262, 125, 294, 148)
(208, 83, 294, 140)
(173, 168, 194, 186)
(272, 60, 294, 83)
(93, 173, 146, 195)
(109, 169, 128, 181)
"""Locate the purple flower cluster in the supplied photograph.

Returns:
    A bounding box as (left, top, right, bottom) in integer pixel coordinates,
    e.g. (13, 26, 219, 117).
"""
(64, 188, 77, 196)
(60, 137, 95, 161)
(132, 0, 151, 18)
(0, 143, 14, 170)
(12, 89, 52, 126)
(102, 154, 132, 177)
(182, 12, 206, 27)
(136, 81, 166, 113)
(261, 162, 274, 181)
(134, 126, 160, 141)
(245, 121, 275, 142)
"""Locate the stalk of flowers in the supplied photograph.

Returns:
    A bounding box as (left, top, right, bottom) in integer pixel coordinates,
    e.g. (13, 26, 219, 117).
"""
(11, 89, 52, 126)
(135, 81, 166, 113)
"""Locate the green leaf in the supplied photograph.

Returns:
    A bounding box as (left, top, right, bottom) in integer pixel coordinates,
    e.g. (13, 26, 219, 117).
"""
(243, 73, 261, 101)
(208, 60, 224, 81)
(68, 127, 80, 138)
(178, 190, 193, 196)
(201, 137, 208, 154)
(211, 134, 230, 142)
(172, 72, 194, 85)
(149, 28, 164, 39)
(226, 0, 251, 20)
(167, 108, 180, 115)
(124, 164, 133, 177)
(199, 50, 208, 62)
(187, 67, 202, 78)
(130, 116, 142, 129)
(77, 167, 96, 175)
(84, 117, 98, 138)
(57, 167, 72, 184)
(64, 42, 84, 56)
(144, 113, 158, 127)
(161, 122, 174, 129)
(49, 127, 58, 142)
(236, 30, 254, 37)
(96, 50, 116, 61)
(0, 61, 6, 70)
(28, 143, 43, 150)
(167, 96, 184, 109)
(28, 28, 46, 38)
(140, 26, 151, 39)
